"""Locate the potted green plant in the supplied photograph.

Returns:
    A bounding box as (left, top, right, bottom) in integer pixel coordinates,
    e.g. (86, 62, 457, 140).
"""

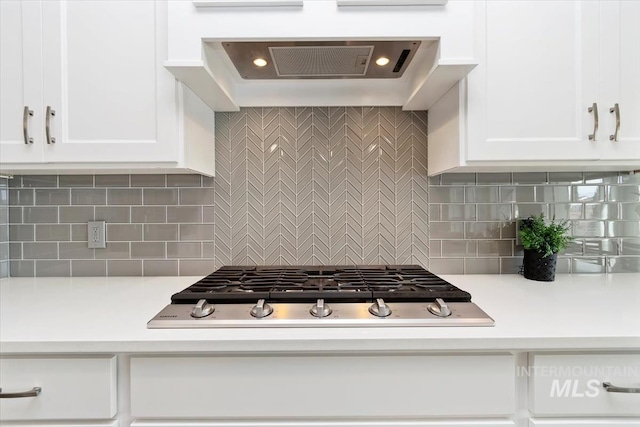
(519, 214, 573, 282)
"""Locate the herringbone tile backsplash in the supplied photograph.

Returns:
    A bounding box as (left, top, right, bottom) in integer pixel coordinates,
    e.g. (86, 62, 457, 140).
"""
(214, 107, 429, 267)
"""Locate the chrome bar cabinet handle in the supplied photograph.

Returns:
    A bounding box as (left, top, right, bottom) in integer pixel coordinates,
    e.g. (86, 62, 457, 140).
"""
(46, 105, 56, 144)
(609, 103, 620, 141)
(0, 386, 42, 398)
(602, 382, 640, 393)
(588, 102, 598, 141)
(23, 106, 34, 144)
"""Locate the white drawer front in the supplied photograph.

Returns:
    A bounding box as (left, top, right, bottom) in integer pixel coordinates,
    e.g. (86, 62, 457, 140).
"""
(132, 422, 515, 427)
(530, 419, 640, 427)
(530, 353, 640, 416)
(131, 354, 515, 418)
(0, 423, 118, 427)
(0, 356, 117, 420)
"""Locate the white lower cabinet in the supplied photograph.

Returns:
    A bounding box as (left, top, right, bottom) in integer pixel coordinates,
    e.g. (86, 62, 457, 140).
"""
(130, 354, 515, 419)
(0, 423, 118, 427)
(0, 356, 117, 421)
(131, 422, 515, 427)
(530, 421, 640, 427)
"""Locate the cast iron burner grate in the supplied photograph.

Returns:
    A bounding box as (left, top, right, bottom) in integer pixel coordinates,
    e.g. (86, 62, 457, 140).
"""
(170, 265, 471, 304)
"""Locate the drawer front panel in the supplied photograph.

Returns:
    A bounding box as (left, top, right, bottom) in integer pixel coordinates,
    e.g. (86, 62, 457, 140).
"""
(0, 356, 117, 420)
(132, 422, 515, 427)
(131, 354, 515, 418)
(530, 420, 640, 426)
(530, 353, 640, 416)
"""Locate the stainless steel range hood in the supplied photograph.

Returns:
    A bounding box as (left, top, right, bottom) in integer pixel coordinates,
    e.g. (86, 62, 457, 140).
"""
(222, 40, 422, 79)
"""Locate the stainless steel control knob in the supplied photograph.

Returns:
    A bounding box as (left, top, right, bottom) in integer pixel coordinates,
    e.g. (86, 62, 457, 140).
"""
(250, 299, 274, 318)
(190, 299, 214, 318)
(427, 298, 451, 317)
(368, 298, 392, 317)
(309, 299, 332, 318)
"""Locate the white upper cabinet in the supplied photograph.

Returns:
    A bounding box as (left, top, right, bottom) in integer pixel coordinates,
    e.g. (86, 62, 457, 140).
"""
(41, 0, 177, 163)
(600, 0, 640, 160)
(466, 0, 600, 162)
(428, 0, 640, 174)
(0, 1, 43, 164)
(0, 0, 216, 176)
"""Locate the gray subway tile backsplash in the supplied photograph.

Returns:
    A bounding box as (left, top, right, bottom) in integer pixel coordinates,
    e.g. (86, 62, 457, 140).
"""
(4, 109, 639, 277)
(466, 186, 499, 203)
(572, 185, 605, 203)
(501, 186, 535, 203)
(59, 175, 94, 187)
(131, 206, 166, 223)
(608, 185, 640, 202)
(144, 224, 178, 241)
(441, 204, 476, 221)
(35, 260, 70, 276)
(23, 206, 58, 223)
(22, 175, 58, 188)
(71, 189, 107, 205)
(607, 221, 640, 238)
(59, 206, 94, 223)
(95, 206, 131, 223)
(143, 259, 178, 276)
(143, 188, 178, 205)
(107, 260, 142, 276)
(536, 186, 571, 203)
(59, 242, 94, 260)
(72, 260, 106, 277)
(95, 175, 129, 187)
(23, 242, 58, 259)
(36, 189, 71, 205)
(107, 188, 142, 205)
(131, 174, 166, 187)
(35, 224, 70, 242)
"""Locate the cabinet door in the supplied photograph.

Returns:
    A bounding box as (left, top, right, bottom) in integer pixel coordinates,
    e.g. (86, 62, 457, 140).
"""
(600, 0, 640, 160)
(0, 1, 43, 164)
(40, 0, 177, 163)
(467, 1, 600, 162)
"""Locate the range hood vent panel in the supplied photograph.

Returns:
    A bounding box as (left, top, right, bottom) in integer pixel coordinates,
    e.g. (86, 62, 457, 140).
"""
(270, 45, 373, 77)
(223, 40, 421, 79)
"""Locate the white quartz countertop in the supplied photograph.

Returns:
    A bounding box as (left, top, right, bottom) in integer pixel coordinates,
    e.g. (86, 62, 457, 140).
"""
(1, 274, 639, 354)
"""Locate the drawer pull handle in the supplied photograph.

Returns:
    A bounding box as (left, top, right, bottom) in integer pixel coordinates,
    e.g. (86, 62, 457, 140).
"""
(609, 103, 620, 141)
(603, 382, 640, 393)
(0, 386, 42, 398)
(46, 105, 56, 144)
(588, 102, 598, 141)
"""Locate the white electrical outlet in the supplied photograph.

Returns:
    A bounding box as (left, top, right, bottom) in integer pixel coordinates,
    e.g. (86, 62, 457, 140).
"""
(88, 221, 106, 249)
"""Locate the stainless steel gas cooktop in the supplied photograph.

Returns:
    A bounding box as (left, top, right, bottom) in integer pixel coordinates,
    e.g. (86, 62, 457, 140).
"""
(147, 265, 494, 328)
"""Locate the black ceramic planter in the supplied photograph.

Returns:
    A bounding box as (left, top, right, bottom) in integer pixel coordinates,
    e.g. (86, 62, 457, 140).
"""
(523, 249, 558, 282)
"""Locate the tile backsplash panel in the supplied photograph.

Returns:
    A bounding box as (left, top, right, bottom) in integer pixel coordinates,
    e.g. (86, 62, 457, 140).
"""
(429, 172, 640, 274)
(0, 178, 8, 277)
(8, 107, 430, 277)
(5, 107, 639, 277)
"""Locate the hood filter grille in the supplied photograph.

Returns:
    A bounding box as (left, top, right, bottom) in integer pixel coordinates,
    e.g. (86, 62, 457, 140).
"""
(222, 40, 422, 80)
(269, 46, 373, 77)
